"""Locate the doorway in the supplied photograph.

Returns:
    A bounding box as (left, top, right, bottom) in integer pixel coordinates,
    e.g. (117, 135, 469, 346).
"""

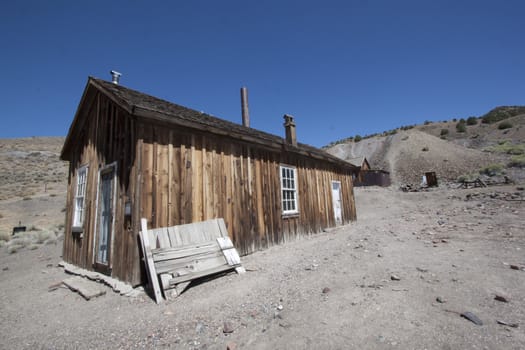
(331, 181, 342, 225)
(94, 163, 116, 273)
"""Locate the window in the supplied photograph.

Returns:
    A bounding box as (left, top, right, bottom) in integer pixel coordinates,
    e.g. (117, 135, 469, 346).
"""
(73, 165, 88, 229)
(280, 165, 298, 214)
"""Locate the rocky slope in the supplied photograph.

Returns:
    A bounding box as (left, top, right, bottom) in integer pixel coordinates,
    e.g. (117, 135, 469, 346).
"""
(326, 114, 525, 185)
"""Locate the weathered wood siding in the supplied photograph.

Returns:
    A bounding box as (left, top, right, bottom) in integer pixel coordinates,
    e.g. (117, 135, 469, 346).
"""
(136, 119, 356, 256)
(63, 92, 142, 285)
(64, 91, 356, 286)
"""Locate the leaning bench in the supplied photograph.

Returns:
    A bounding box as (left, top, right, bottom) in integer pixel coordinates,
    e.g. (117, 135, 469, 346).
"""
(140, 218, 245, 304)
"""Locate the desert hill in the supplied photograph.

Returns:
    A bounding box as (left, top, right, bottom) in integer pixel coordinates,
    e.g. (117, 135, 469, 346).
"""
(0, 137, 67, 234)
(326, 110, 525, 185)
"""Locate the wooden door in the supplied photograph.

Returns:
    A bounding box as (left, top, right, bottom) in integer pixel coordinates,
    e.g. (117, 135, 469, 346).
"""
(331, 181, 342, 225)
(94, 165, 116, 272)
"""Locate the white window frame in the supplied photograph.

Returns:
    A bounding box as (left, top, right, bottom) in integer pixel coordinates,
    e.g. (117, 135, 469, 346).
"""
(280, 164, 299, 215)
(72, 165, 88, 230)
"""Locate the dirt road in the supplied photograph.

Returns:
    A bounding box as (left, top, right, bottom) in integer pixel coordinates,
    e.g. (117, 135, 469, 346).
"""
(1, 185, 524, 349)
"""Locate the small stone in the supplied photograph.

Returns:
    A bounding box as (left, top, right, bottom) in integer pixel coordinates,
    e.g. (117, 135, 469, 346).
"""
(436, 296, 445, 303)
(322, 287, 331, 294)
(226, 341, 237, 350)
(223, 322, 234, 334)
(377, 253, 383, 258)
(416, 267, 428, 273)
(494, 294, 509, 303)
(277, 304, 283, 311)
(2, 266, 8, 271)
(441, 239, 448, 243)
(510, 265, 520, 270)
(390, 274, 401, 281)
(496, 320, 519, 328)
(461, 311, 483, 326)
(195, 323, 205, 333)
(279, 321, 292, 329)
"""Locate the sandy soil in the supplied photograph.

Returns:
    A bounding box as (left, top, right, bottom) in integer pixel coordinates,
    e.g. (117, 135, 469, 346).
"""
(1, 185, 524, 349)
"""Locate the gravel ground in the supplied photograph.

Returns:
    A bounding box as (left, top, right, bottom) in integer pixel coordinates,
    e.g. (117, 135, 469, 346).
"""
(1, 185, 524, 349)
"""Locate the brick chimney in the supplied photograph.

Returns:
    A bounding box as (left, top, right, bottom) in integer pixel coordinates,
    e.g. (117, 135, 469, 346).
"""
(283, 114, 297, 146)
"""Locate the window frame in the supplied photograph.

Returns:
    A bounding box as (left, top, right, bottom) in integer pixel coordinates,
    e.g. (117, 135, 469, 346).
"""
(72, 165, 88, 232)
(280, 164, 299, 216)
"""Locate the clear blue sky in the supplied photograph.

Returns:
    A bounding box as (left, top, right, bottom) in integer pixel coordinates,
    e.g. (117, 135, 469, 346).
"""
(1, 1, 524, 147)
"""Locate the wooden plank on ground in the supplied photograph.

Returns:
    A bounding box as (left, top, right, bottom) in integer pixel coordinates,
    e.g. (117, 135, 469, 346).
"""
(62, 276, 106, 300)
(140, 218, 163, 304)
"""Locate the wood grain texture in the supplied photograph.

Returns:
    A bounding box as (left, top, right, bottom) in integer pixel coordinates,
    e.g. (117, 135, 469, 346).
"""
(62, 87, 357, 287)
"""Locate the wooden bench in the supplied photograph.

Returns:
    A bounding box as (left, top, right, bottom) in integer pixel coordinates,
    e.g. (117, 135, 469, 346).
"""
(140, 218, 245, 304)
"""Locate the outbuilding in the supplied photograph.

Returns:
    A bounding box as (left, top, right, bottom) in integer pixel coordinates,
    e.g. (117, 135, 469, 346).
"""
(61, 77, 358, 285)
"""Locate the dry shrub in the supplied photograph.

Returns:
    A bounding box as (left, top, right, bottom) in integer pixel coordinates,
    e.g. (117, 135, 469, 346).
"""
(7, 244, 23, 254)
(9, 234, 33, 248)
(0, 231, 10, 242)
(509, 155, 525, 168)
(36, 230, 55, 244)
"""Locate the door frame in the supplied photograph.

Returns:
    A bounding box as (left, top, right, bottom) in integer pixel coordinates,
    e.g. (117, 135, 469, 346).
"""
(92, 162, 118, 274)
(331, 180, 343, 225)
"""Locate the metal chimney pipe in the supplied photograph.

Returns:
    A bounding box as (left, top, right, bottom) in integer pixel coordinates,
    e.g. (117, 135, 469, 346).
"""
(240, 87, 250, 127)
(110, 70, 122, 84)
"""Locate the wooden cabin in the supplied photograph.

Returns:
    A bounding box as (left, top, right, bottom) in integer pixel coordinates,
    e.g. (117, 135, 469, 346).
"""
(348, 156, 371, 184)
(348, 157, 391, 187)
(61, 77, 358, 286)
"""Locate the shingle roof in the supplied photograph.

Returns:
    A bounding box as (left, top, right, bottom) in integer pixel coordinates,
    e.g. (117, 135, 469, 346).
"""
(347, 156, 366, 167)
(65, 77, 356, 170)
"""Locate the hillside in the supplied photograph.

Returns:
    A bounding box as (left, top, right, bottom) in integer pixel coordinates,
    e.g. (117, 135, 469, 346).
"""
(0, 137, 67, 233)
(326, 111, 525, 185)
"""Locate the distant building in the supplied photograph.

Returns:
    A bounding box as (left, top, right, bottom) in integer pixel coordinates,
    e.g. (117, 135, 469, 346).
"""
(348, 156, 391, 187)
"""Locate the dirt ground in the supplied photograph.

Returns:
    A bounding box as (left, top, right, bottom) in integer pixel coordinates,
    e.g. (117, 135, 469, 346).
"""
(1, 185, 524, 350)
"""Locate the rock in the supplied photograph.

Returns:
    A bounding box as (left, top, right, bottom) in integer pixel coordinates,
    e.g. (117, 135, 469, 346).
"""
(390, 274, 401, 281)
(416, 267, 428, 273)
(509, 265, 520, 270)
(441, 239, 448, 243)
(496, 320, 518, 328)
(279, 321, 292, 329)
(195, 323, 205, 333)
(322, 287, 331, 294)
(223, 322, 234, 334)
(2, 266, 8, 271)
(436, 296, 446, 303)
(494, 294, 509, 303)
(377, 253, 383, 258)
(276, 304, 283, 311)
(460, 311, 483, 326)
(226, 341, 237, 350)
